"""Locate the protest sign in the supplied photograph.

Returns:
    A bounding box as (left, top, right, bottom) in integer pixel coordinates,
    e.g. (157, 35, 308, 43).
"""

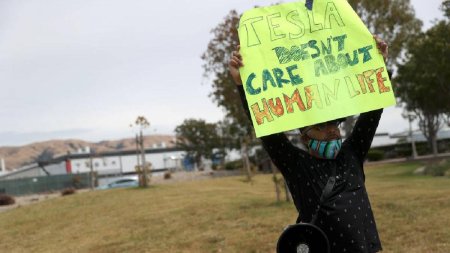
(238, 0, 396, 137)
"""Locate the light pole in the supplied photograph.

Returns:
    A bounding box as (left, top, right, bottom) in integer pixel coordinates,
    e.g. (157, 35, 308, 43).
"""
(403, 112, 418, 159)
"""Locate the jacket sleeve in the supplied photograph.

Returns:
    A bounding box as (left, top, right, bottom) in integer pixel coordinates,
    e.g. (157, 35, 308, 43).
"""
(343, 70, 392, 163)
(344, 109, 383, 164)
(237, 85, 301, 169)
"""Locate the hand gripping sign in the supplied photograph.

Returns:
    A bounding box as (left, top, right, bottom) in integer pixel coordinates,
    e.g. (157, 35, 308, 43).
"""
(238, 0, 396, 137)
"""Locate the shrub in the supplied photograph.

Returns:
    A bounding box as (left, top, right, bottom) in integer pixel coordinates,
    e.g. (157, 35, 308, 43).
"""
(367, 149, 384, 161)
(0, 194, 15, 206)
(424, 159, 450, 177)
(61, 188, 76, 196)
(72, 175, 82, 188)
(225, 160, 243, 171)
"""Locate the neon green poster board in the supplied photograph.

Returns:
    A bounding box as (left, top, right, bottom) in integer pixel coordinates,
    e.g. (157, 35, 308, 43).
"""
(238, 0, 396, 137)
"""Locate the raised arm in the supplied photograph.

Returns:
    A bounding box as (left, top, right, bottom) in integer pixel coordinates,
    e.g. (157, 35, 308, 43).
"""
(344, 109, 383, 163)
(344, 35, 389, 163)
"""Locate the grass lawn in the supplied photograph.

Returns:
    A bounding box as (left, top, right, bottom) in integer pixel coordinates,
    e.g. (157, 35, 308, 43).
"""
(0, 162, 449, 253)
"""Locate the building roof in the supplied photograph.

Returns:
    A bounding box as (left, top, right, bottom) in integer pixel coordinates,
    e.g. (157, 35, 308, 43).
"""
(54, 147, 185, 162)
(0, 147, 185, 179)
(391, 128, 450, 142)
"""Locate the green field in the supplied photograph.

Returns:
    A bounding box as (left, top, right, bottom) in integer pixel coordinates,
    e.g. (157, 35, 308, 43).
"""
(0, 162, 449, 253)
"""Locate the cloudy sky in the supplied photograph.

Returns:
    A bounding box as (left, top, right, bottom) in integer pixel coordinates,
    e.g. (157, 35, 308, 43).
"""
(0, 0, 445, 146)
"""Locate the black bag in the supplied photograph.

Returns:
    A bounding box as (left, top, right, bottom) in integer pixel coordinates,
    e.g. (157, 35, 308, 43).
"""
(276, 165, 337, 253)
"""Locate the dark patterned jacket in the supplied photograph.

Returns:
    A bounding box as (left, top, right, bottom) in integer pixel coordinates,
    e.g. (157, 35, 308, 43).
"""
(238, 86, 383, 253)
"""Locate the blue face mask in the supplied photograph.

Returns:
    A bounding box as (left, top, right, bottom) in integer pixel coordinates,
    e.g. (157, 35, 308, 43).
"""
(308, 139, 342, 159)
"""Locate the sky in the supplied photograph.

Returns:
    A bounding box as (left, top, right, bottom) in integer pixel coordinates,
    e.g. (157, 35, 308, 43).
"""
(0, 0, 445, 146)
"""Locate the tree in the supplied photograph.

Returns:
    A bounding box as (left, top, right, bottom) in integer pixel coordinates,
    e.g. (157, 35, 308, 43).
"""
(202, 1, 422, 137)
(216, 118, 244, 151)
(442, 0, 450, 127)
(348, 0, 422, 68)
(214, 118, 244, 167)
(132, 116, 151, 187)
(201, 10, 257, 179)
(336, 0, 422, 134)
(395, 19, 450, 155)
(175, 119, 221, 169)
(201, 10, 253, 138)
(442, 0, 450, 19)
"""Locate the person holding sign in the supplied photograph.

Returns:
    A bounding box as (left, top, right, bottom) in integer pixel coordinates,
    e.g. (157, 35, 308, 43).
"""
(229, 35, 388, 253)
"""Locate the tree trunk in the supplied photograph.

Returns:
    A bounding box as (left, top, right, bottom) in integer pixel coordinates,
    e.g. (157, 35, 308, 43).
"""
(419, 112, 441, 157)
(241, 138, 252, 182)
(425, 114, 439, 156)
(140, 130, 149, 187)
(431, 134, 438, 156)
(220, 149, 226, 170)
(195, 155, 203, 171)
(284, 181, 292, 202)
(271, 164, 281, 202)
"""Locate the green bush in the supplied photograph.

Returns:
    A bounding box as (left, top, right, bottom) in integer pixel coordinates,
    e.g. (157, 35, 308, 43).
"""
(367, 149, 385, 161)
(0, 194, 15, 206)
(424, 159, 450, 177)
(225, 160, 242, 171)
(61, 188, 76, 196)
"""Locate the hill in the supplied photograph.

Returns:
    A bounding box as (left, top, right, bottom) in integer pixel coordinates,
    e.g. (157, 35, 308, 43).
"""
(0, 135, 176, 171)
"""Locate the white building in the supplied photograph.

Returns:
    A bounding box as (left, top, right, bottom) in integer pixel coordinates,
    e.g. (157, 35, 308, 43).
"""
(391, 128, 450, 143)
(0, 147, 189, 181)
(371, 133, 398, 148)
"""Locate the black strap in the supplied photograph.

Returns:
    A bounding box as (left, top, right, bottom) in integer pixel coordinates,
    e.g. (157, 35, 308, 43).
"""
(294, 165, 338, 224)
(310, 165, 336, 224)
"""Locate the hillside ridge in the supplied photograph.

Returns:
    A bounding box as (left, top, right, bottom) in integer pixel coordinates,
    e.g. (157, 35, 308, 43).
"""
(0, 135, 176, 171)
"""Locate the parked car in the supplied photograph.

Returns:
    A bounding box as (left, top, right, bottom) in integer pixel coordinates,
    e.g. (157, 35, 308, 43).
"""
(96, 178, 139, 190)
